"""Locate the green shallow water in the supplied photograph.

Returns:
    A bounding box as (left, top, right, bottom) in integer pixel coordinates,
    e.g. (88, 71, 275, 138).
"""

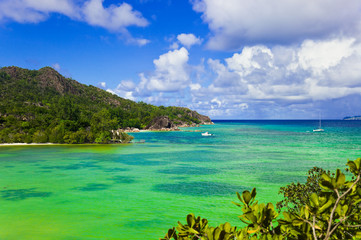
(0, 120, 360, 239)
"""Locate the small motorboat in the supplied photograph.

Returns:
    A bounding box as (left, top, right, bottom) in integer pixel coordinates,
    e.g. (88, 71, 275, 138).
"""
(201, 132, 213, 136)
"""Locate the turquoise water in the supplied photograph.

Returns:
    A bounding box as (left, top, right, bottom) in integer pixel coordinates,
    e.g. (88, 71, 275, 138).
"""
(0, 120, 360, 239)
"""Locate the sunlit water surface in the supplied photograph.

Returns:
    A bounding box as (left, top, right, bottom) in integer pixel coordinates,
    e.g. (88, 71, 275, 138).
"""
(0, 120, 360, 239)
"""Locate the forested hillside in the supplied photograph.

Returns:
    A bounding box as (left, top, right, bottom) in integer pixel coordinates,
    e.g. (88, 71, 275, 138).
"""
(0, 66, 212, 143)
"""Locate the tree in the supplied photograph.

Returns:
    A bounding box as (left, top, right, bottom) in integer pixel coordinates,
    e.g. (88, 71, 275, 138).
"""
(32, 130, 48, 143)
(161, 158, 361, 240)
(276, 167, 332, 213)
(90, 108, 116, 135)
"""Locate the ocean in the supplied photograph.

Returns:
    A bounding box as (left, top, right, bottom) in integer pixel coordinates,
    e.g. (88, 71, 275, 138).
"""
(0, 120, 360, 239)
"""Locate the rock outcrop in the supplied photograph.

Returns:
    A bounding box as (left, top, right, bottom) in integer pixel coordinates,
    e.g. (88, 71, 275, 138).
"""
(184, 109, 213, 125)
(146, 116, 177, 130)
(145, 114, 213, 131)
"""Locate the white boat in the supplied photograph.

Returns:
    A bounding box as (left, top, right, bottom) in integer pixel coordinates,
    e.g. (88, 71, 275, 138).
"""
(313, 128, 324, 132)
(313, 115, 324, 132)
(201, 132, 213, 136)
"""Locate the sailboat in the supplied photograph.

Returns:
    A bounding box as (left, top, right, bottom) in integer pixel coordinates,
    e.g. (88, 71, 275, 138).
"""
(313, 114, 324, 132)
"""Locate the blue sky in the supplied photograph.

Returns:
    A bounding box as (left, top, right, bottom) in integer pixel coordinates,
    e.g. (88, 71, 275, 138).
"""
(1, 0, 361, 119)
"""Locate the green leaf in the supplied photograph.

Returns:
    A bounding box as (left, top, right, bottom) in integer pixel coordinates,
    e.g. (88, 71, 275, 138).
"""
(319, 179, 334, 190)
(244, 210, 258, 223)
(187, 228, 199, 234)
(355, 158, 361, 169)
(335, 204, 342, 216)
(347, 160, 357, 173)
(318, 197, 334, 214)
(335, 169, 345, 188)
(236, 192, 244, 204)
(223, 222, 231, 232)
(321, 173, 332, 182)
(250, 188, 257, 199)
(302, 206, 310, 220)
(292, 219, 304, 226)
(242, 190, 252, 205)
(309, 193, 319, 208)
(282, 212, 293, 221)
(186, 214, 195, 227)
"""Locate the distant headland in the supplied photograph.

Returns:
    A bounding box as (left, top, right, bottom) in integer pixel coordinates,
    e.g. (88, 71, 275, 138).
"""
(0, 66, 212, 144)
(343, 116, 361, 120)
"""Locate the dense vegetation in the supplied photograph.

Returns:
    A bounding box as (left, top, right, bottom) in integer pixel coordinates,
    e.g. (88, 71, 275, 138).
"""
(0, 66, 209, 144)
(161, 158, 361, 239)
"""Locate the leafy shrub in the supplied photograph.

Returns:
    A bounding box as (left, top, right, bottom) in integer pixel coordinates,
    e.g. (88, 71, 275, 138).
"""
(161, 158, 361, 240)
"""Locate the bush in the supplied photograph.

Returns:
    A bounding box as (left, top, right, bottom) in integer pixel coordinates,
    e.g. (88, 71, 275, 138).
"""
(119, 132, 134, 143)
(161, 158, 361, 240)
(95, 132, 111, 144)
(32, 130, 48, 143)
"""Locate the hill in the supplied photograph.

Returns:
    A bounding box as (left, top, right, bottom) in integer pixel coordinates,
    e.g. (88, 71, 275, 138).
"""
(0, 66, 212, 143)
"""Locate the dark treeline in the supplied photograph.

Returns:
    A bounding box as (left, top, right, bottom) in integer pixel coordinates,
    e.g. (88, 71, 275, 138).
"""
(0, 66, 204, 144)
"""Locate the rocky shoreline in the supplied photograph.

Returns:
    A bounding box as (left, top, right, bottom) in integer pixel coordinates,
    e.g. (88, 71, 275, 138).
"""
(115, 116, 214, 133)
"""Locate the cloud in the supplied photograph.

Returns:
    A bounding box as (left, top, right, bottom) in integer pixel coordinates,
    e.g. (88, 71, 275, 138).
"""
(51, 63, 61, 72)
(206, 58, 248, 93)
(82, 0, 148, 31)
(98, 81, 106, 88)
(190, 83, 201, 91)
(108, 47, 192, 103)
(145, 47, 191, 92)
(169, 42, 179, 50)
(117, 80, 136, 91)
(102, 35, 361, 119)
(177, 33, 202, 48)
(298, 38, 355, 75)
(191, 0, 361, 50)
(0, 0, 149, 44)
(189, 37, 361, 118)
(107, 84, 135, 100)
(0, 0, 77, 23)
(120, 31, 151, 46)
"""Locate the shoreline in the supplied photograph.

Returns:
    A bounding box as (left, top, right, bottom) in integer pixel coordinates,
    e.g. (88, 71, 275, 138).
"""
(123, 122, 213, 133)
(0, 143, 56, 146)
(0, 124, 213, 146)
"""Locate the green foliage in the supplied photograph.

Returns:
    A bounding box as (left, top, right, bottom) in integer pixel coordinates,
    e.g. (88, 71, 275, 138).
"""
(277, 167, 332, 212)
(119, 132, 134, 143)
(161, 158, 361, 240)
(0, 66, 207, 144)
(32, 130, 48, 143)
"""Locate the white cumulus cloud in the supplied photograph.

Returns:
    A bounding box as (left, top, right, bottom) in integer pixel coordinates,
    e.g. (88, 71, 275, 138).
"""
(146, 47, 190, 92)
(0, 0, 77, 23)
(0, 0, 149, 44)
(82, 0, 148, 31)
(109, 47, 191, 102)
(177, 33, 202, 48)
(189, 37, 361, 118)
(298, 38, 355, 75)
(191, 0, 361, 50)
